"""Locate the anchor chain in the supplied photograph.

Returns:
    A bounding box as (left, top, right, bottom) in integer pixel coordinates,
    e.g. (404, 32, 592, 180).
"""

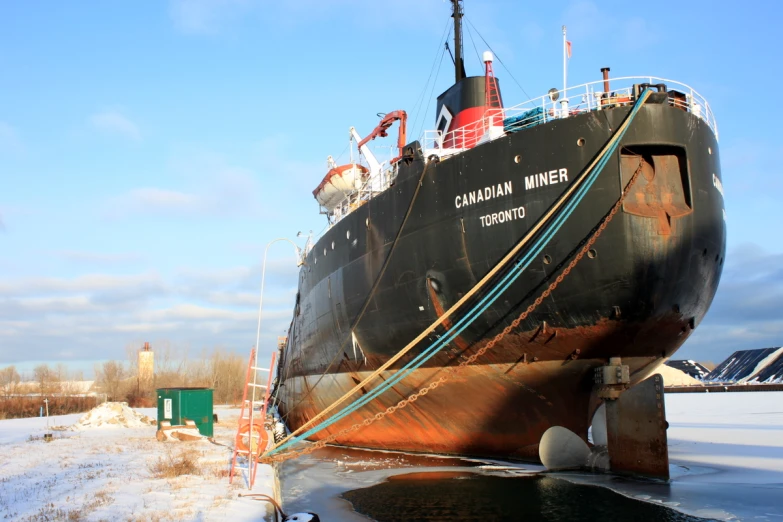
(262, 158, 645, 465)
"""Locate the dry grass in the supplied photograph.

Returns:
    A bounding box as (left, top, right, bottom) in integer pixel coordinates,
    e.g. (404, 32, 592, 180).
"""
(0, 396, 99, 419)
(148, 449, 201, 479)
(22, 503, 82, 521)
(20, 490, 111, 522)
(202, 461, 230, 479)
(86, 490, 112, 509)
(125, 513, 167, 522)
(26, 433, 64, 443)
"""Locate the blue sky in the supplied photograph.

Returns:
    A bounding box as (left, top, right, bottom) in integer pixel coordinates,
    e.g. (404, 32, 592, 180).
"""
(1, 0, 781, 377)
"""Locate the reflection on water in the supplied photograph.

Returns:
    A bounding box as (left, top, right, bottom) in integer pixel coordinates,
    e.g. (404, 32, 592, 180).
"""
(341, 472, 715, 522)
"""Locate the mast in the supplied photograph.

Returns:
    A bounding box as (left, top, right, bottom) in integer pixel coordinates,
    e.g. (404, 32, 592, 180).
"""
(451, 0, 466, 83)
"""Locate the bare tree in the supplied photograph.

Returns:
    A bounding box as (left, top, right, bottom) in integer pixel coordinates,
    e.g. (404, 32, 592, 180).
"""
(96, 361, 126, 401)
(208, 349, 247, 404)
(185, 348, 211, 388)
(0, 365, 20, 396)
(152, 341, 193, 389)
(155, 341, 187, 376)
(34, 364, 57, 395)
(55, 362, 69, 382)
(90, 342, 253, 405)
(125, 342, 140, 377)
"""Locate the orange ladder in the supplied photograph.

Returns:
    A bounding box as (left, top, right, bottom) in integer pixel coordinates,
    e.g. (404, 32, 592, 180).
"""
(229, 348, 277, 489)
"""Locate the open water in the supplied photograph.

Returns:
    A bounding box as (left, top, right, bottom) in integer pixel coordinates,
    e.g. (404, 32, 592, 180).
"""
(340, 471, 715, 522)
(279, 447, 718, 522)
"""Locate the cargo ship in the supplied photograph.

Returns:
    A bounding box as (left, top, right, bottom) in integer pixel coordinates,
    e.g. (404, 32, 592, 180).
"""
(272, 0, 725, 460)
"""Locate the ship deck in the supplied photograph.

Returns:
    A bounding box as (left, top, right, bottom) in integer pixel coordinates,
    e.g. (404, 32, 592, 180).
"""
(324, 76, 717, 229)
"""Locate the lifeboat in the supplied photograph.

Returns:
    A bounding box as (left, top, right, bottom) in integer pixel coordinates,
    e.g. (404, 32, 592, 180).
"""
(312, 163, 369, 211)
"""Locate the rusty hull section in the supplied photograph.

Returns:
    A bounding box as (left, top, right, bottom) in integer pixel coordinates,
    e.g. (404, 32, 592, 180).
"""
(279, 316, 680, 460)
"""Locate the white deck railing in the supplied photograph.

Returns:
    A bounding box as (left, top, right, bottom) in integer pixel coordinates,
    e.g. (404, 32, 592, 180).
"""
(422, 76, 718, 161)
(323, 77, 716, 226)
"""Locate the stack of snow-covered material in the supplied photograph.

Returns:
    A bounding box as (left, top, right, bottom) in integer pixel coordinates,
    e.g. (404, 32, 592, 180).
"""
(705, 347, 783, 384)
(71, 402, 155, 430)
(656, 364, 702, 386)
(665, 360, 711, 380)
(748, 347, 783, 383)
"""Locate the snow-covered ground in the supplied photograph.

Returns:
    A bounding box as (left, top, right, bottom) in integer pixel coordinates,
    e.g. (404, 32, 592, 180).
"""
(1, 392, 781, 521)
(0, 405, 277, 521)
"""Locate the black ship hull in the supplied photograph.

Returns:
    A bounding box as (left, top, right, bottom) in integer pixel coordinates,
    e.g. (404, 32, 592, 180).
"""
(276, 100, 725, 459)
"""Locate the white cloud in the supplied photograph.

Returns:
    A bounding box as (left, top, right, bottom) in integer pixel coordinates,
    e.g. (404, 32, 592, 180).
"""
(106, 166, 264, 219)
(55, 250, 143, 265)
(0, 261, 299, 365)
(682, 244, 783, 363)
(111, 322, 182, 333)
(144, 304, 254, 322)
(0, 296, 101, 321)
(168, 0, 252, 34)
(90, 110, 141, 141)
(124, 187, 201, 213)
(0, 272, 164, 297)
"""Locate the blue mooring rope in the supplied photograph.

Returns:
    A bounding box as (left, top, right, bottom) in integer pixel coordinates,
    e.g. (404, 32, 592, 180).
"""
(268, 89, 652, 456)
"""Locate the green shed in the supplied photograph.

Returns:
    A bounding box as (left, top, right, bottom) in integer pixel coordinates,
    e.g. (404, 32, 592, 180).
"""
(156, 387, 214, 437)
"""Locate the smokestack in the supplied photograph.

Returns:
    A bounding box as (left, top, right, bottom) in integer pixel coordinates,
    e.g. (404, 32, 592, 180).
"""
(601, 67, 611, 94)
(139, 342, 154, 389)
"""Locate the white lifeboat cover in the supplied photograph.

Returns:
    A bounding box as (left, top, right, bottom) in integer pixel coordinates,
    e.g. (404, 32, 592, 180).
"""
(313, 164, 368, 210)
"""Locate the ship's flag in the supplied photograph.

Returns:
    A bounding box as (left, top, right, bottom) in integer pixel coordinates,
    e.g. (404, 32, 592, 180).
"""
(566, 40, 572, 59)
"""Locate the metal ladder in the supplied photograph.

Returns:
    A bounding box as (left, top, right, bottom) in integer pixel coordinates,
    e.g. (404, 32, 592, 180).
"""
(229, 347, 277, 489)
